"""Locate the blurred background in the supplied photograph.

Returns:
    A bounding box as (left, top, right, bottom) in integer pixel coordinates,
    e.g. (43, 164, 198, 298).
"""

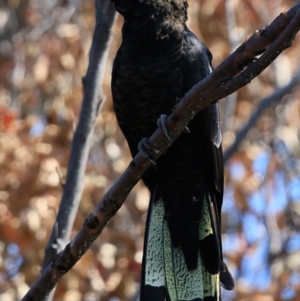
(1, 0, 300, 300)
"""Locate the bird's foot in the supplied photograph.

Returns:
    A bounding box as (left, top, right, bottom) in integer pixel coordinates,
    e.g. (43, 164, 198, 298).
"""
(138, 138, 157, 166)
(157, 114, 172, 141)
(157, 114, 190, 138)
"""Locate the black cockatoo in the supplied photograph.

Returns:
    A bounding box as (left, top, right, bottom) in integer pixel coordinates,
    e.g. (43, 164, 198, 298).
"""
(111, 1, 234, 300)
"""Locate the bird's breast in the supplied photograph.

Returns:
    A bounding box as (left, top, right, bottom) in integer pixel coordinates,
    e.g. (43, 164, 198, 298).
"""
(112, 46, 184, 138)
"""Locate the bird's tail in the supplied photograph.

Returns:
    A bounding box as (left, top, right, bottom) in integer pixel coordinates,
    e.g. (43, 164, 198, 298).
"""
(140, 188, 220, 301)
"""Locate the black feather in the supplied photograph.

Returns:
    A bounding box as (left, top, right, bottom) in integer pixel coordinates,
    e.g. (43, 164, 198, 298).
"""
(111, 1, 234, 300)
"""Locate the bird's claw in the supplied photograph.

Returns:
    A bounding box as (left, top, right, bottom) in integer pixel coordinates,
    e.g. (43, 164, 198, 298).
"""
(138, 138, 157, 166)
(157, 114, 172, 141)
(184, 126, 191, 134)
(157, 114, 190, 137)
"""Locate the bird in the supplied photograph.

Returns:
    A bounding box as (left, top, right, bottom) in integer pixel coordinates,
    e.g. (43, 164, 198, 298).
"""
(111, 1, 234, 301)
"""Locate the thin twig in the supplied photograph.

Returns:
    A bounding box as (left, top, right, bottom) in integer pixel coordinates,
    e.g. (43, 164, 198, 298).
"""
(222, 0, 243, 132)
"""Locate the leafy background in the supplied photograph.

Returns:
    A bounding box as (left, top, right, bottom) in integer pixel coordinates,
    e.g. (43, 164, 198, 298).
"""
(1, 0, 300, 300)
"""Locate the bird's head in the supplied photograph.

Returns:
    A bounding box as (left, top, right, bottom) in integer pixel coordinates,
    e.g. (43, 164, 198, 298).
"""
(112, 0, 188, 20)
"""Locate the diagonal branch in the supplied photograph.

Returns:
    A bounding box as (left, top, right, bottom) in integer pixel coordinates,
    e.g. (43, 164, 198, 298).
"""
(21, 3, 300, 301)
(223, 69, 300, 162)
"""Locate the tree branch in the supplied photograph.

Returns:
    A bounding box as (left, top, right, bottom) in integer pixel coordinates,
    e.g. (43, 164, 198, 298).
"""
(223, 69, 300, 162)
(21, 3, 300, 301)
(39, 0, 116, 299)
